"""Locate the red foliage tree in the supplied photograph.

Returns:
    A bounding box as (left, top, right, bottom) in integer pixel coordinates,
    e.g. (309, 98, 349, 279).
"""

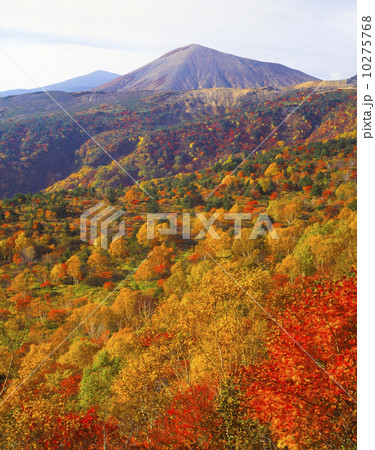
(21, 406, 121, 449)
(146, 385, 223, 449)
(235, 274, 357, 449)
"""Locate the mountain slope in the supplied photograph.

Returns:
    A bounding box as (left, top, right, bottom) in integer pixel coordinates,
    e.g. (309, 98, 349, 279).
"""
(0, 79, 353, 123)
(95, 44, 319, 92)
(0, 70, 120, 97)
(0, 83, 355, 198)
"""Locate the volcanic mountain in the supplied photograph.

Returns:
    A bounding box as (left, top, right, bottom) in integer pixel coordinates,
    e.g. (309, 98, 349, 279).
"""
(95, 44, 319, 92)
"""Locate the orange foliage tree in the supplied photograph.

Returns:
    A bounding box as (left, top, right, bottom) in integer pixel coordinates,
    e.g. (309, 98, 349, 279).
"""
(235, 273, 357, 449)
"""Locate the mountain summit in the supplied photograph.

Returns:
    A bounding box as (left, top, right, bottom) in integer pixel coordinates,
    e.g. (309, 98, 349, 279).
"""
(95, 44, 318, 92)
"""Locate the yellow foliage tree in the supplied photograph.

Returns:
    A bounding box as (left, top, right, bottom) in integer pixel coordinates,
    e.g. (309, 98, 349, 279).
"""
(108, 236, 128, 259)
(134, 244, 172, 282)
(66, 254, 83, 284)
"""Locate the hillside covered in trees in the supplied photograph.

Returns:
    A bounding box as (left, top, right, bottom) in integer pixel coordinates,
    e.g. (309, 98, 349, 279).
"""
(0, 82, 355, 198)
(0, 84, 356, 448)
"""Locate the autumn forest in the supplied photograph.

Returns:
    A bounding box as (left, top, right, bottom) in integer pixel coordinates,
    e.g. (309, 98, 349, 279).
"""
(0, 82, 357, 449)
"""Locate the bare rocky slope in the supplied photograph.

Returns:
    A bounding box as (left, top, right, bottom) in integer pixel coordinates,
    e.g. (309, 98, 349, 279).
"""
(95, 44, 319, 92)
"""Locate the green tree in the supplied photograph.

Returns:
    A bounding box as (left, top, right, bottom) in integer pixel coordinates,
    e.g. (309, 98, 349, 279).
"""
(79, 350, 121, 414)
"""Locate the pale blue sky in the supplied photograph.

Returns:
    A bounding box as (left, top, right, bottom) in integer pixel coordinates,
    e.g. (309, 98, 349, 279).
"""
(0, 0, 356, 91)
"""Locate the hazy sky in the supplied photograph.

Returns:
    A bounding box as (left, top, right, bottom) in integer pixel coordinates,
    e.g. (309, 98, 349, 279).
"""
(0, 0, 356, 91)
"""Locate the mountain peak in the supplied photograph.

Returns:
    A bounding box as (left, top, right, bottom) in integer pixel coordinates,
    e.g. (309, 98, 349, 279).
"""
(95, 45, 319, 92)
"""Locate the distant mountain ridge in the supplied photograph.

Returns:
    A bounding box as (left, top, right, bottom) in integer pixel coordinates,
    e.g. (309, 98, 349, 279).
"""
(0, 70, 120, 97)
(95, 44, 319, 92)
